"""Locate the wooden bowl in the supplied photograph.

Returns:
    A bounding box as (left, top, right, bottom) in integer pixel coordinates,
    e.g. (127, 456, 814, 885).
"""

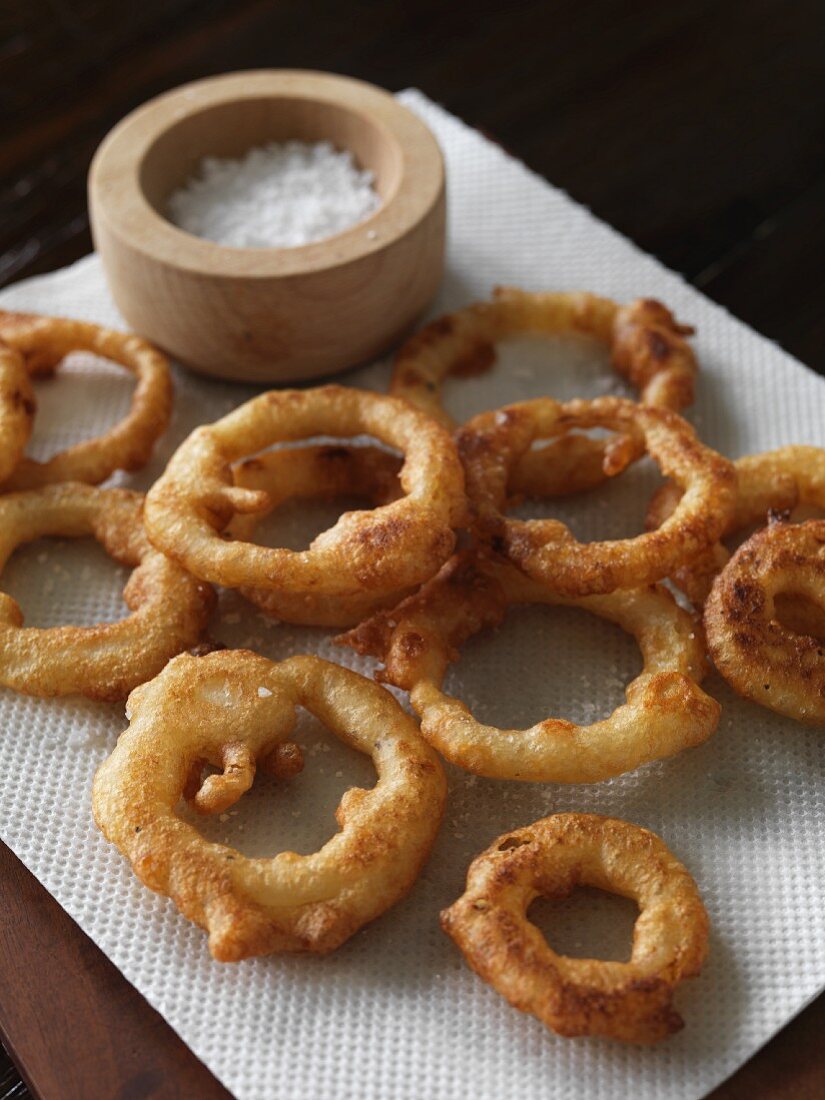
(88, 70, 445, 383)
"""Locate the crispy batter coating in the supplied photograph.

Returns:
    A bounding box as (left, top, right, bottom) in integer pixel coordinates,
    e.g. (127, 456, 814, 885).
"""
(441, 813, 709, 1043)
(0, 483, 214, 700)
(648, 447, 825, 639)
(92, 650, 447, 960)
(458, 396, 735, 596)
(391, 289, 697, 495)
(704, 518, 825, 724)
(338, 551, 719, 782)
(0, 342, 35, 483)
(144, 385, 465, 596)
(0, 310, 172, 490)
(230, 444, 413, 626)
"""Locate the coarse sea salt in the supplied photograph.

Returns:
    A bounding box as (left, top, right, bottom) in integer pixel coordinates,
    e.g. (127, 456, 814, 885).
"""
(167, 140, 381, 249)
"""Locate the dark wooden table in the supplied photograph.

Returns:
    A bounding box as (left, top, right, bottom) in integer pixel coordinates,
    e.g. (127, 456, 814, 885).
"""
(1, 1, 823, 1096)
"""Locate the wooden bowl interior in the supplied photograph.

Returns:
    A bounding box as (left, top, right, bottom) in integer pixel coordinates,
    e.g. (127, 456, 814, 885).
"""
(139, 96, 403, 226)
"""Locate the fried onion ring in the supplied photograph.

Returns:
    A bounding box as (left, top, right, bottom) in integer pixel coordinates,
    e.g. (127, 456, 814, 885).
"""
(230, 444, 412, 626)
(391, 290, 697, 495)
(392, 290, 697, 425)
(144, 385, 465, 596)
(441, 813, 709, 1043)
(0, 310, 173, 490)
(704, 517, 825, 724)
(0, 342, 35, 484)
(339, 551, 718, 782)
(92, 649, 446, 960)
(458, 396, 735, 596)
(0, 483, 214, 700)
(647, 447, 825, 626)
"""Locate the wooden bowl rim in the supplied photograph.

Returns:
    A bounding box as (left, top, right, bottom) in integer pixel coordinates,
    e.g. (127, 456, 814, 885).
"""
(88, 69, 444, 278)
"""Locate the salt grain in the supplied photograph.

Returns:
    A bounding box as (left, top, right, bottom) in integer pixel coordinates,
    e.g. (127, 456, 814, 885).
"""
(167, 140, 380, 249)
(257, 686, 272, 698)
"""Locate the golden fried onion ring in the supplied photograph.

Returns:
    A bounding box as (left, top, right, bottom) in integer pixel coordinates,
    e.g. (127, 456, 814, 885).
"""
(0, 483, 214, 700)
(92, 649, 446, 960)
(392, 290, 697, 426)
(339, 551, 718, 782)
(392, 291, 697, 496)
(458, 396, 735, 596)
(0, 342, 35, 484)
(441, 813, 709, 1043)
(0, 310, 173, 490)
(648, 447, 825, 637)
(145, 385, 465, 597)
(704, 518, 825, 724)
(230, 444, 412, 626)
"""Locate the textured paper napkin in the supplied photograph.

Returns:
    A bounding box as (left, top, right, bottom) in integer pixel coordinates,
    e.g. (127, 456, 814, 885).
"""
(0, 91, 823, 1100)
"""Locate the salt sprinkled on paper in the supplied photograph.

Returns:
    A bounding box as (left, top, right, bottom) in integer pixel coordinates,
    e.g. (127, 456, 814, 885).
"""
(167, 140, 381, 249)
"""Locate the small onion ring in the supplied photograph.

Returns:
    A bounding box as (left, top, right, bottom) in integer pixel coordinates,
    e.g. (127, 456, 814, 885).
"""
(144, 385, 465, 596)
(92, 649, 446, 960)
(391, 290, 698, 495)
(0, 342, 35, 484)
(704, 517, 825, 724)
(0, 310, 173, 490)
(441, 813, 709, 1043)
(338, 551, 719, 782)
(458, 396, 736, 596)
(230, 444, 412, 626)
(647, 447, 825, 642)
(0, 483, 214, 700)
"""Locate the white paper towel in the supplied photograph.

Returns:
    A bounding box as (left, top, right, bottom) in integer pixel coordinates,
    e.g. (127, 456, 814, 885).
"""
(0, 91, 822, 1100)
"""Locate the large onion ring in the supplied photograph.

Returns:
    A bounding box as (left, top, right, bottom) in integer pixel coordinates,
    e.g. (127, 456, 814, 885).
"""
(647, 447, 825, 639)
(0, 342, 35, 484)
(230, 444, 412, 626)
(92, 649, 446, 960)
(391, 290, 697, 425)
(704, 517, 825, 724)
(458, 396, 735, 596)
(0, 310, 173, 490)
(441, 813, 709, 1043)
(144, 385, 465, 596)
(391, 291, 697, 496)
(0, 483, 214, 700)
(339, 551, 719, 782)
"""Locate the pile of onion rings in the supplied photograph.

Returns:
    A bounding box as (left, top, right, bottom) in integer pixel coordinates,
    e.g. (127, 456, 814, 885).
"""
(11, 286, 822, 1048)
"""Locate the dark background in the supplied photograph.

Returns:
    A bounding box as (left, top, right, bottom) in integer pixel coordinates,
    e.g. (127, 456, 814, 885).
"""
(1, 1, 824, 1097)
